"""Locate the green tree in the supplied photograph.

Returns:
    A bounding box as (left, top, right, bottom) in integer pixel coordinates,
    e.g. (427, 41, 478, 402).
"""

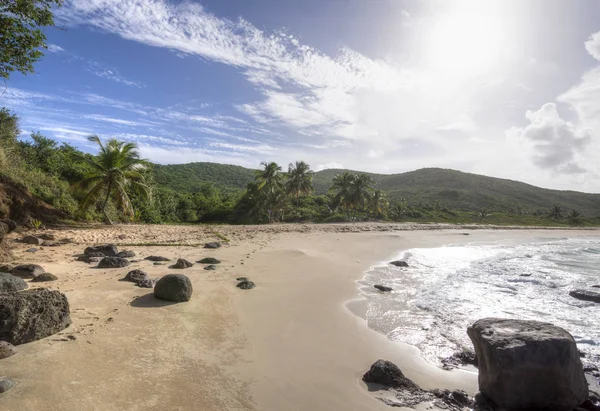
(368, 189, 388, 218)
(254, 161, 285, 222)
(349, 174, 375, 217)
(330, 171, 354, 220)
(548, 204, 564, 220)
(567, 210, 584, 226)
(77, 136, 150, 224)
(1, 0, 63, 79)
(285, 161, 313, 206)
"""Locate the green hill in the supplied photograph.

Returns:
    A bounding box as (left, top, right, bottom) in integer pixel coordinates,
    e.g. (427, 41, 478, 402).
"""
(154, 163, 600, 216)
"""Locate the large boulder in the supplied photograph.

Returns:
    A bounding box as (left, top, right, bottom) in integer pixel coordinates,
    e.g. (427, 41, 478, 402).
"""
(10, 264, 45, 279)
(0, 341, 16, 359)
(570, 289, 600, 304)
(154, 274, 192, 302)
(84, 244, 118, 257)
(362, 359, 420, 390)
(171, 258, 193, 269)
(467, 318, 588, 411)
(0, 288, 71, 345)
(0, 273, 28, 292)
(97, 257, 130, 269)
(0, 264, 13, 273)
(31, 273, 58, 282)
(21, 235, 43, 245)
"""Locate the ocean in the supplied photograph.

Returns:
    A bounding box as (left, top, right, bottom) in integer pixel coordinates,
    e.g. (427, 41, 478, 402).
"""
(358, 236, 600, 366)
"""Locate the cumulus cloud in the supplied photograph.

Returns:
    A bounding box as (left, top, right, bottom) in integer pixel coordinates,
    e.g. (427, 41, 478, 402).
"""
(508, 103, 590, 174)
(585, 31, 600, 61)
(47, 44, 65, 53)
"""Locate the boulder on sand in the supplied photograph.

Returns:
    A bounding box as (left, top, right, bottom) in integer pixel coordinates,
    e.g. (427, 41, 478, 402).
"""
(84, 244, 118, 257)
(0, 377, 14, 394)
(467, 318, 588, 411)
(204, 264, 216, 271)
(236, 279, 255, 290)
(10, 264, 45, 279)
(362, 359, 420, 390)
(21, 235, 43, 245)
(171, 258, 193, 269)
(0, 264, 13, 273)
(0, 341, 16, 359)
(122, 269, 149, 283)
(204, 242, 221, 249)
(570, 289, 600, 304)
(198, 257, 221, 264)
(77, 252, 104, 263)
(0, 288, 71, 345)
(117, 250, 135, 258)
(145, 255, 170, 262)
(39, 233, 55, 241)
(97, 256, 130, 269)
(0, 219, 17, 233)
(154, 274, 193, 302)
(0, 273, 28, 292)
(390, 260, 409, 267)
(31, 273, 58, 282)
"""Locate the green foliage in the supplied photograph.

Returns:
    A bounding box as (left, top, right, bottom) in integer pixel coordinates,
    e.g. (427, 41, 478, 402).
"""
(31, 218, 42, 229)
(0, 0, 63, 79)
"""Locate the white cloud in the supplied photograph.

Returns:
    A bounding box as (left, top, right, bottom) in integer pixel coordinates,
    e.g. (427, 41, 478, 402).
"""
(47, 44, 65, 53)
(87, 61, 145, 88)
(585, 31, 600, 61)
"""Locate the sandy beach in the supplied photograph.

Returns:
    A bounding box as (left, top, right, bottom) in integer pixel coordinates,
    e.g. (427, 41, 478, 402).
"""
(1, 224, 599, 411)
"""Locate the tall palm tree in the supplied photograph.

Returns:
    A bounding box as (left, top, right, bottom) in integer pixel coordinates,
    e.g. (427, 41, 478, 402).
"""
(548, 204, 564, 220)
(330, 171, 355, 220)
(255, 161, 284, 222)
(77, 136, 150, 224)
(368, 189, 388, 218)
(285, 161, 313, 207)
(349, 174, 375, 217)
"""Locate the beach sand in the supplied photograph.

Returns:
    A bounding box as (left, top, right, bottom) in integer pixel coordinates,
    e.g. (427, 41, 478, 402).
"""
(0, 224, 598, 411)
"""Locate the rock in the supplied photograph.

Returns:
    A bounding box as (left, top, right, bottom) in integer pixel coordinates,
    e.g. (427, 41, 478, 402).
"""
(198, 257, 221, 264)
(236, 279, 255, 290)
(441, 350, 478, 370)
(204, 242, 221, 249)
(0, 264, 13, 273)
(0, 377, 14, 394)
(39, 233, 55, 241)
(0, 341, 16, 359)
(0, 288, 71, 345)
(145, 255, 170, 262)
(374, 284, 392, 292)
(467, 318, 588, 411)
(21, 235, 43, 245)
(10, 264, 45, 279)
(362, 359, 420, 390)
(122, 269, 148, 283)
(390, 260, 409, 267)
(0, 273, 28, 292)
(592, 285, 600, 289)
(153, 262, 166, 266)
(570, 289, 600, 303)
(204, 264, 216, 271)
(31, 273, 58, 282)
(0, 219, 17, 233)
(136, 278, 157, 288)
(97, 257, 130, 269)
(117, 250, 135, 258)
(154, 274, 192, 302)
(26, 248, 38, 253)
(77, 252, 104, 262)
(171, 258, 193, 269)
(431, 389, 474, 409)
(118, 234, 127, 240)
(84, 244, 118, 257)
(236, 277, 248, 281)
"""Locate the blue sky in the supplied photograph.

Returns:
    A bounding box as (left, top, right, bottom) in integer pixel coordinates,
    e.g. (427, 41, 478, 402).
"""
(3, 0, 600, 191)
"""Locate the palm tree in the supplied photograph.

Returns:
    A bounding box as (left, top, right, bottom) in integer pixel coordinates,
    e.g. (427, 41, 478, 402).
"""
(255, 161, 284, 222)
(330, 171, 354, 220)
(77, 136, 150, 224)
(548, 204, 564, 220)
(285, 161, 313, 206)
(349, 174, 375, 217)
(368, 189, 388, 218)
(567, 210, 584, 226)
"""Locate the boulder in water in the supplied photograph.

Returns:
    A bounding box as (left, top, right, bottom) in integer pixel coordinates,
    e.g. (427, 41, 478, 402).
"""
(374, 284, 392, 292)
(0, 288, 71, 345)
(154, 274, 193, 302)
(117, 250, 135, 258)
(171, 258, 193, 269)
(570, 289, 600, 304)
(467, 318, 588, 411)
(97, 257, 130, 269)
(390, 260, 409, 267)
(145, 255, 169, 262)
(198, 257, 221, 264)
(0, 341, 16, 359)
(204, 242, 221, 249)
(0, 273, 28, 292)
(84, 244, 118, 257)
(31, 273, 58, 282)
(10, 264, 45, 279)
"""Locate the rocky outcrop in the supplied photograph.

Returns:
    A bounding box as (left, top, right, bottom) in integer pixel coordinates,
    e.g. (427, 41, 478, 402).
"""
(117, 250, 135, 258)
(204, 242, 221, 249)
(10, 264, 45, 279)
(171, 258, 193, 269)
(31, 273, 58, 282)
(570, 289, 600, 303)
(154, 274, 192, 302)
(84, 244, 118, 257)
(0, 273, 28, 292)
(97, 257, 130, 269)
(198, 257, 221, 264)
(390, 260, 409, 267)
(374, 284, 392, 292)
(0, 341, 16, 359)
(467, 318, 588, 411)
(145, 255, 170, 262)
(0, 288, 71, 345)
(236, 279, 255, 290)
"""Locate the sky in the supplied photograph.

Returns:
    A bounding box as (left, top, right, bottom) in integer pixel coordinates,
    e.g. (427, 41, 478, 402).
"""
(2, 0, 600, 192)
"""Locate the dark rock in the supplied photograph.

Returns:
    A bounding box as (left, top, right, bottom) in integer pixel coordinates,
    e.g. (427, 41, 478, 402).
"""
(26, 248, 38, 253)
(467, 318, 588, 411)
(592, 285, 600, 289)
(204, 265, 216, 271)
(363, 359, 420, 390)
(21, 235, 43, 245)
(0, 288, 71, 345)
(145, 255, 170, 262)
(122, 269, 148, 283)
(0, 223, 8, 242)
(431, 389, 474, 409)
(171, 258, 193, 269)
(136, 278, 157, 288)
(11, 264, 45, 279)
(390, 260, 409, 267)
(374, 284, 392, 292)
(441, 350, 478, 370)
(59, 238, 74, 244)
(0, 264, 13, 273)
(236, 277, 248, 281)
(97, 257, 130, 269)
(117, 250, 135, 258)
(198, 257, 221, 264)
(204, 242, 221, 249)
(78, 252, 104, 261)
(31, 273, 58, 282)
(0, 377, 14, 394)
(236, 279, 255, 290)
(84, 244, 118, 257)
(153, 262, 166, 266)
(0, 219, 17, 233)
(39, 233, 55, 241)
(0, 341, 16, 359)
(154, 274, 192, 302)
(0, 273, 28, 292)
(570, 289, 600, 303)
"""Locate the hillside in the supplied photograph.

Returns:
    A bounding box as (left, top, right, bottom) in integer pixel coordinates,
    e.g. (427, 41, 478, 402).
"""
(154, 163, 600, 216)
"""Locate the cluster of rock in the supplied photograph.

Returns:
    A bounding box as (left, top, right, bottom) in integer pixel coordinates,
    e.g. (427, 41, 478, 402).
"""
(0, 264, 57, 288)
(19, 233, 73, 248)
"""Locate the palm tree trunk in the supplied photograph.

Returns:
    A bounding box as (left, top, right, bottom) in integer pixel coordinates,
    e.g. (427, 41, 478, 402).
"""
(102, 181, 113, 225)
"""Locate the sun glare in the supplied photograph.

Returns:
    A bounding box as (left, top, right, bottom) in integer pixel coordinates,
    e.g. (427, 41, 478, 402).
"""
(426, 11, 506, 75)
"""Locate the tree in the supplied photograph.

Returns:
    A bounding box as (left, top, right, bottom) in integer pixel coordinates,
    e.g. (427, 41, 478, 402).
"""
(254, 161, 284, 222)
(1, 0, 63, 79)
(285, 161, 313, 206)
(330, 171, 354, 220)
(77, 136, 150, 224)
(349, 174, 375, 217)
(567, 210, 584, 226)
(548, 204, 564, 220)
(368, 189, 388, 219)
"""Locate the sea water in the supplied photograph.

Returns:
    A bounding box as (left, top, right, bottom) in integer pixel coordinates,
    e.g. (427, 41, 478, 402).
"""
(358, 236, 600, 366)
